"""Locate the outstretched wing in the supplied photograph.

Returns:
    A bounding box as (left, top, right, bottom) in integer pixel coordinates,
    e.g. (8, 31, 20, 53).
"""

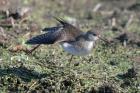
(26, 27, 63, 44)
(26, 17, 83, 44)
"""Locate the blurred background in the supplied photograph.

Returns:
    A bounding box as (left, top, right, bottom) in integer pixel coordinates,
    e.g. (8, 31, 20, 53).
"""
(0, 0, 140, 92)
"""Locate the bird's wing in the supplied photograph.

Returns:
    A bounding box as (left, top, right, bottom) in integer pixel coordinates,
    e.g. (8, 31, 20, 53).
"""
(26, 26, 65, 44)
(26, 17, 83, 44)
(42, 26, 63, 32)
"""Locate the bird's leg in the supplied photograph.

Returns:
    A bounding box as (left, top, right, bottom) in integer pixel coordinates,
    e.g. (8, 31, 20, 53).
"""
(27, 44, 41, 54)
(69, 55, 74, 63)
(66, 55, 74, 68)
(66, 55, 74, 74)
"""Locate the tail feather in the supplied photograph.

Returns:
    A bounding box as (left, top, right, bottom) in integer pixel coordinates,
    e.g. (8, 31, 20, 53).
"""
(53, 16, 68, 26)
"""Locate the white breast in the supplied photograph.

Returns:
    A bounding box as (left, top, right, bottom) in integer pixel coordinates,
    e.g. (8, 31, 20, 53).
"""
(61, 41, 94, 56)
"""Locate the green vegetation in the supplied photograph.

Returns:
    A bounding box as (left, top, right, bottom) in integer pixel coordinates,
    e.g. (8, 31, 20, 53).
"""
(0, 0, 140, 92)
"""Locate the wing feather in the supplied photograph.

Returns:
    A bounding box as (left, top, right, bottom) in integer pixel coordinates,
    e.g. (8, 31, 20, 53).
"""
(26, 17, 83, 44)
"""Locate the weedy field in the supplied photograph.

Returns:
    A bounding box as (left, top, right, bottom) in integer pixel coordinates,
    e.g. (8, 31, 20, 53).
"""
(0, 0, 140, 93)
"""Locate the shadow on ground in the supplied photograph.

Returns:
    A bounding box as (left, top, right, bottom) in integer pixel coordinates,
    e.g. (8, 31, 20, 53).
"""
(0, 66, 48, 82)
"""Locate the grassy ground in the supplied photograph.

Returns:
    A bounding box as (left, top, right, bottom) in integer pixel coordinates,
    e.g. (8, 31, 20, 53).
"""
(0, 0, 140, 93)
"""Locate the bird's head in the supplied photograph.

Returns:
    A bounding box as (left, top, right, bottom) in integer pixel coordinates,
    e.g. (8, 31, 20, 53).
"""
(86, 30, 99, 41)
(87, 29, 109, 43)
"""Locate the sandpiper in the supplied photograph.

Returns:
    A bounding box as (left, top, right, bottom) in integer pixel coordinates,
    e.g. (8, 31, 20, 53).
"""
(26, 17, 107, 57)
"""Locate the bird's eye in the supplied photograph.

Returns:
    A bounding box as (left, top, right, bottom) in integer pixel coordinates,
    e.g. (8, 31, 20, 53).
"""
(92, 33, 97, 36)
